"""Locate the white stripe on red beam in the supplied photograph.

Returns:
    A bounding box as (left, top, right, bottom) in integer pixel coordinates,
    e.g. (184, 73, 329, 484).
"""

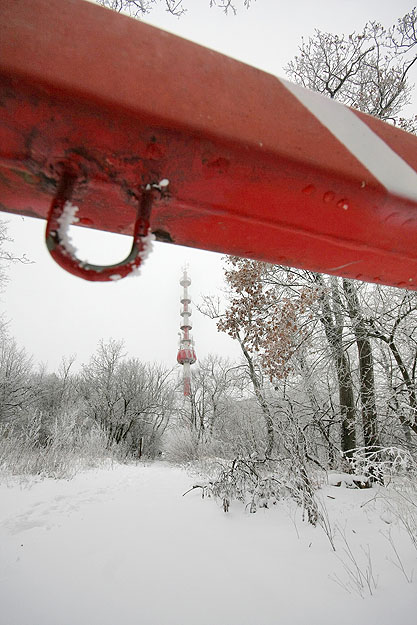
(280, 79, 417, 203)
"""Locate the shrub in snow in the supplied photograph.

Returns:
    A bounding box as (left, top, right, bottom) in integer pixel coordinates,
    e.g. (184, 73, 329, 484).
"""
(349, 446, 416, 485)
(163, 427, 201, 463)
(186, 455, 321, 525)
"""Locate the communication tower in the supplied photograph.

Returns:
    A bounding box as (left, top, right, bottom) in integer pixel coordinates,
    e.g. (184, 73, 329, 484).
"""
(177, 268, 197, 396)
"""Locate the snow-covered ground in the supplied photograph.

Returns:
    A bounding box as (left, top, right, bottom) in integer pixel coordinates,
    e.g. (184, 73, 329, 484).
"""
(0, 462, 416, 625)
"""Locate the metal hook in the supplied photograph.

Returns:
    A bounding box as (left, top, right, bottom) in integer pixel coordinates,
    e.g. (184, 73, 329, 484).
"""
(45, 171, 155, 282)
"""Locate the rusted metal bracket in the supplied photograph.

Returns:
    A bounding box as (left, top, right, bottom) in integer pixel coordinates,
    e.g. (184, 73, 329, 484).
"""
(45, 170, 155, 281)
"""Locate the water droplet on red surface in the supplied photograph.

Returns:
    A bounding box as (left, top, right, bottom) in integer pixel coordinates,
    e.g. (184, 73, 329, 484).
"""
(337, 199, 349, 210)
(302, 184, 315, 195)
(323, 191, 335, 203)
(206, 157, 230, 172)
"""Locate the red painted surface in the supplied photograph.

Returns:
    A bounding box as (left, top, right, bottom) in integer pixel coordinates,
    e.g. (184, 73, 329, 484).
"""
(1, 0, 417, 287)
(177, 349, 197, 365)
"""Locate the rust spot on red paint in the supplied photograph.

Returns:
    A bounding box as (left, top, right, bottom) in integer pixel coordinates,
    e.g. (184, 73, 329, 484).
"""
(206, 157, 230, 172)
(153, 228, 174, 243)
(145, 142, 166, 160)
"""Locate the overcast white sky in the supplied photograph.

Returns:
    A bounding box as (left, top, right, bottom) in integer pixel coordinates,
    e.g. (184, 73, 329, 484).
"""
(2, 0, 416, 372)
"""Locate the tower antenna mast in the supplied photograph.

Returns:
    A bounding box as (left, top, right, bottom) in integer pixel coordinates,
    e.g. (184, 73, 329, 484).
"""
(177, 268, 197, 396)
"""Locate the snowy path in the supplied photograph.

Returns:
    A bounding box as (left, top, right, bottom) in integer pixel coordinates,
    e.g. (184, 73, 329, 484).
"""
(0, 463, 416, 625)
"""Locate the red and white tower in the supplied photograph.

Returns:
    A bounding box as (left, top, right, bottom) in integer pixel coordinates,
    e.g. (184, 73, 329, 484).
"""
(177, 268, 197, 396)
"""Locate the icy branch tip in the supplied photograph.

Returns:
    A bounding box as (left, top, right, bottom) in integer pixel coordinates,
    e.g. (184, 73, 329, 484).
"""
(57, 201, 79, 256)
(145, 179, 170, 192)
(139, 230, 156, 263)
(128, 231, 156, 278)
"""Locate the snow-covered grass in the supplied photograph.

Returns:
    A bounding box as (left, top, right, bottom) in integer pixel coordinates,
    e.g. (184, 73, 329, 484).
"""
(0, 463, 416, 625)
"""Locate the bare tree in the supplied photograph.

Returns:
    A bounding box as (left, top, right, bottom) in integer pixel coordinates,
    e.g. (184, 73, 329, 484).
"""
(285, 13, 417, 121)
(285, 9, 417, 456)
(0, 332, 34, 425)
(96, 0, 254, 18)
(366, 289, 417, 438)
(0, 220, 31, 294)
(188, 354, 236, 437)
(79, 339, 174, 456)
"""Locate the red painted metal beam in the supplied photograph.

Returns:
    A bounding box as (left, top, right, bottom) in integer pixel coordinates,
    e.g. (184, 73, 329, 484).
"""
(1, 0, 417, 286)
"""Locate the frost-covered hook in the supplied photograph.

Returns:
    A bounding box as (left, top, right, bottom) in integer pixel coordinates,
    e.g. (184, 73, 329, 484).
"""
(45, 172, 156, 282)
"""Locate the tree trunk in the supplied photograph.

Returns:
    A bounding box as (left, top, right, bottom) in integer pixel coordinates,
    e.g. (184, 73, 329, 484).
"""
(343, 279, 380, 450)
(238, 337, 275, 456)
(314, 274, 356, 459)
